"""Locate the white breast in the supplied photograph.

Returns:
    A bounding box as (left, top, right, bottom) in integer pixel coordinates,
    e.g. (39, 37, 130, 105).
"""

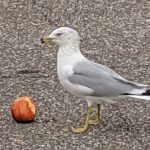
(57, 49, 93, 97)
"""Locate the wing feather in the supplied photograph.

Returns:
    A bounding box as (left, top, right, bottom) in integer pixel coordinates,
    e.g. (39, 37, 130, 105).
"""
(68, 60, 147, 97)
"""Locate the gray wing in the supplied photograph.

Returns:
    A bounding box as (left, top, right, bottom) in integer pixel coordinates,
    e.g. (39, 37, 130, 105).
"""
(68, 60, 147, 97)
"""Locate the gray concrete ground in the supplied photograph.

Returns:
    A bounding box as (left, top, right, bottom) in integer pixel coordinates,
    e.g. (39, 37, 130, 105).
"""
(0, 0, 150, 149)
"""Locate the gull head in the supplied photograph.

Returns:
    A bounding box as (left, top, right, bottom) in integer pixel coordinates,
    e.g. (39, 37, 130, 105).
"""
(41, 27, 80, 47)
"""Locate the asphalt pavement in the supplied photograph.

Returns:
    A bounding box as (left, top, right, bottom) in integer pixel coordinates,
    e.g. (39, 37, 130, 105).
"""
(0, 0, 150, 149)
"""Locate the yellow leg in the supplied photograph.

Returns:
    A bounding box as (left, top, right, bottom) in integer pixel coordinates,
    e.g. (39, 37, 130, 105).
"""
(89, 104, 101, 125)
(71, 106, 93, 133)
(80, 113, 94, 121)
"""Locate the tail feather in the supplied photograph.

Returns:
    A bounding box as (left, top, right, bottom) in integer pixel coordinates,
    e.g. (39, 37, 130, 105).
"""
(129, 89, 150, 100)
(129, 95, 150, 100)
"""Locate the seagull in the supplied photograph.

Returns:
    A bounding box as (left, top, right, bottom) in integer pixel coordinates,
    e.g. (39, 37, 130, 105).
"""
(41, 27, 150, 133)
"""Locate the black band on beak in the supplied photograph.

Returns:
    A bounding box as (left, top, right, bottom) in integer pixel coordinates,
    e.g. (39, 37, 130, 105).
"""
(41, 38, 45, 43)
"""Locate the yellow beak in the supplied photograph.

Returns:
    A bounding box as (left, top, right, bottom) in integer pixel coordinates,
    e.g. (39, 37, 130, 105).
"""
(41, 36, 55, 44)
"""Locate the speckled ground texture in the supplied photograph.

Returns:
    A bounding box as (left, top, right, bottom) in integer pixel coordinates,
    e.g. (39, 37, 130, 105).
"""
(0, 0, 150, 149)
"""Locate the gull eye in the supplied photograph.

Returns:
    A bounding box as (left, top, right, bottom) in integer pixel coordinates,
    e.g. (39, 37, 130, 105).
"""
(56, 33, 62, 36)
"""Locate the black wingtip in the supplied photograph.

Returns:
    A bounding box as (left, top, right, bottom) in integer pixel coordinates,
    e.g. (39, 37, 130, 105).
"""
(141, 89, 150, 95)
(122, 89, 150, 96)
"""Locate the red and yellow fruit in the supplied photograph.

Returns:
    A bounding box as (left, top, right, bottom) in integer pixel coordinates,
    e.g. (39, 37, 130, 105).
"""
(11, 96, 36, 122)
